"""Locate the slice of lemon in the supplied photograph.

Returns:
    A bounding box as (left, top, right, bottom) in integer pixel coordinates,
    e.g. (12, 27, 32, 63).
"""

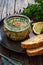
(33, 22, 43, 34)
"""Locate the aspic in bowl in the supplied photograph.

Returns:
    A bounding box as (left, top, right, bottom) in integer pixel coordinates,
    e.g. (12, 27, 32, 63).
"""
(3, 14, 31, 41)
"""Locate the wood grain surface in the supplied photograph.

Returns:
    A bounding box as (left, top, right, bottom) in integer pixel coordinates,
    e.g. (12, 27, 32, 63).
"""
(0, 0, 35, 19)
(0, 45, 43, 65)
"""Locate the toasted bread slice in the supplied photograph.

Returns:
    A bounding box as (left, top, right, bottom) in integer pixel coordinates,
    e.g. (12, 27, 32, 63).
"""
(21, 34, 43, 49)
(26, 47, 43, 56)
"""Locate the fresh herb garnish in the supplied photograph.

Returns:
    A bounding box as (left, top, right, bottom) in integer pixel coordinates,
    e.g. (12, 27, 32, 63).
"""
(21, 0, 43, 21)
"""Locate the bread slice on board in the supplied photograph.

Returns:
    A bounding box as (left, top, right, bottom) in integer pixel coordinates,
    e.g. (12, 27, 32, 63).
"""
(26, 47, 43, 56)
(21, 34, 43, 49)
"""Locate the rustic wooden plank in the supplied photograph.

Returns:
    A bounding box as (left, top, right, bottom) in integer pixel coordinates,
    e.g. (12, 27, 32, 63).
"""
(0, 45, 43, 65)
(10, 52, 43, 65)
(0, 45, 10, 57)
(0, 0, 15, 19)
(0, 0, 5, 19)
(0, 0, 35, 19)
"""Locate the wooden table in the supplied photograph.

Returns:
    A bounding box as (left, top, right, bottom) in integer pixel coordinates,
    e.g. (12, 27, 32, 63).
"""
(0, 45, 43, 65)
(0, 0, 43, 65)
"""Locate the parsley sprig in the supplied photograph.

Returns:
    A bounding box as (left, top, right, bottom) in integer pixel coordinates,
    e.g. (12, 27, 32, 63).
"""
(22, 0, 43, 21)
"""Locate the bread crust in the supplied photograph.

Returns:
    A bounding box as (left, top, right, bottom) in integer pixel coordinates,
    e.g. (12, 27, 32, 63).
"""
(21, 34, 43, 49)
(26, 47, 43, 56)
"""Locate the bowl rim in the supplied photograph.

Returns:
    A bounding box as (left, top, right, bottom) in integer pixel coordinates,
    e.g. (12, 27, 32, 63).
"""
(4, 14, 31, 32)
